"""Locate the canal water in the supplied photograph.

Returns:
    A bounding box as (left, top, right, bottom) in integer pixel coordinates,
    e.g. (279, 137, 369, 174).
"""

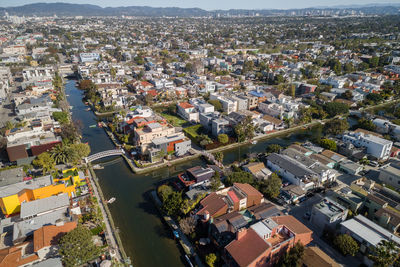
(65, 80, 322, 267)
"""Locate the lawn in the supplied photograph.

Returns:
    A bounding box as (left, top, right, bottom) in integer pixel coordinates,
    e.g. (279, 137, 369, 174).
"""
(161, 112, 187, 127)
(183, 124, 204, 140)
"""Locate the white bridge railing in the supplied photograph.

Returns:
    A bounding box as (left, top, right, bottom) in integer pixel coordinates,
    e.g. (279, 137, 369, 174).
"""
(85, 149, 124, 163)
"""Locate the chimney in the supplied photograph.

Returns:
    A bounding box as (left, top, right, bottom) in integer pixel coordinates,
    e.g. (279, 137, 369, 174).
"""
(236, 228, 247, 240)
(55, 219, 65, 227)
(203, 210, 210, 221)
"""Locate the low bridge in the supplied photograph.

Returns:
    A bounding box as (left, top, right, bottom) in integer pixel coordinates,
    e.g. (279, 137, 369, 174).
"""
(85, 149, 125, 163)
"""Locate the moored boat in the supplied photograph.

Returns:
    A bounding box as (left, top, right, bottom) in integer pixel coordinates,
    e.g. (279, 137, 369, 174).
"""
(107, 197, 116, 204)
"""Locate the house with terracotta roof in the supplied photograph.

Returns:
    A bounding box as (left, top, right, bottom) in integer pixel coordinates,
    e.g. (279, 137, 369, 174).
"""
(224, 215, 313, 267)
(33, 221, 77, 260)
(177, 102, 199, 122)
(197, 183, 263, 222)
(0, 242, 39, 267)
(197, 192, 228, 221)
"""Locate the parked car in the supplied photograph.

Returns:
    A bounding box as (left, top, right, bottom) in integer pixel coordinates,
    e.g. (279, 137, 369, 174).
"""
(369, 161, 379, 167)
(304, 211, 311, 220)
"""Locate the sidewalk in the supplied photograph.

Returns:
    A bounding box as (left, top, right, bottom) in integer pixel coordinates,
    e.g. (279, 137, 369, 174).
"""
(87, 168, 123, 262)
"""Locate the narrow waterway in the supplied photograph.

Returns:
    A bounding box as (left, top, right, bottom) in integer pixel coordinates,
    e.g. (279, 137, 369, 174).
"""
(65, 79, 322, 267)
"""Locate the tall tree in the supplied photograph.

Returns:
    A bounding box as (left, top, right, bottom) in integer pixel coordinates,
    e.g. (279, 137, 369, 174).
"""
(333, 234, 359, 256)
(33, 152, 55, 174)
(51, 144, 69, 164)
(277, 242, 305, 267)
(259, 173, 282, 199)
(324, 118, 349, 135)
(368, 240, 400, 267)
(58, 226, 101, 267)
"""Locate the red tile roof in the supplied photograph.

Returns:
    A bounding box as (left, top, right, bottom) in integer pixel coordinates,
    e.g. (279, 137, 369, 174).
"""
(0, 243, 39, 267)
(234, 183, 263, 199)
(146, 89, 158, 97)
(179, 102, 194, 109)
(225, 228, 270, 267)
(197, 193, 227, 217)
(271, 215, 312, 235)
(33, 221, 77, 251)
(228, 190, 239, 203)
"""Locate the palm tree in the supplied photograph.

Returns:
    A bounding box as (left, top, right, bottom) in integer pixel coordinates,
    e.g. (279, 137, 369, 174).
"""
(51, 145, 69, 164)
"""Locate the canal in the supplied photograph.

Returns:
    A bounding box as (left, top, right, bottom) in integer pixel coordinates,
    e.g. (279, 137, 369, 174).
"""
(65, 79, 322, 267)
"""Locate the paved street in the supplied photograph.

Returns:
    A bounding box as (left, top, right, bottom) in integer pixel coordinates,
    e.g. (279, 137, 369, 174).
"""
(288, 194, 362, 267)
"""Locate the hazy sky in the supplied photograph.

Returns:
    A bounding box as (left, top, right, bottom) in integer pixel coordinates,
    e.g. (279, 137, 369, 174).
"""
(1, 0, 400, 10)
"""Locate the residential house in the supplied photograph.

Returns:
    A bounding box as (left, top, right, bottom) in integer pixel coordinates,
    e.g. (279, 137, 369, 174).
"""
(340, 215, 400, 263)
(225, 215, 313, 267)
(0, 176, 76, 216)
(342, 132, 393, 160)
(178, 166, 216, 187)
(149, 133, 191, 162)
(242, 162, 272, 180)
(266, 153, 316, 190)
(310, 197, 348, 230)
(134, 122, 176, 154)
(177, 102, 199, 122)
(33, 221, 77, 260)
(378, 163, 400, 189)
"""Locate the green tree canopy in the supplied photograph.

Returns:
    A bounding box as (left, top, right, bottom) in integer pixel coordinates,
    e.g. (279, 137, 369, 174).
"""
(218, 134, 229, 144)
(52, 111, 69, 124)
(162, 191, 183, 217)
(258, 173, 282, 199)
(225, 171, 254, 186)
(319, 138, 337, 151)
(210, 172, 222, 191)
(357, 118, 376, 131)
(208, 100, 223, 112)
(324, 102, 349, 118)
(58, 226, 101, 267)
(333, 234, 359, 256)
(324, 118, 349, 135)
(213, 152, 224, 163)
(266, 144, 282, 154)
(368, 240, 400, 267)
(277, 242, 305, 267)
(33, 152, 55, 174)
(157, 184, 173, 203)
(205, 253, 217, 267)
(51, 144, 69, 164)
(234, 116, 255, 142)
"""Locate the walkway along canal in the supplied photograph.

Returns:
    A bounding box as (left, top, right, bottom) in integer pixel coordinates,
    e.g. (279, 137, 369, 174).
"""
(65, 79, 324, 267)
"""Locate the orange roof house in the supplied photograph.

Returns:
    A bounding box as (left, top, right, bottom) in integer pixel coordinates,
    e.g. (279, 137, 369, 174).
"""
(34, 221, 77, 255)
(0, 242, 39, 267)
(225, 215, 313, 267)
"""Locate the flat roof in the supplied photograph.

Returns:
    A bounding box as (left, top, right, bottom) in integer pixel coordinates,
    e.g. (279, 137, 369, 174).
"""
(341, 215, 400, 247)
(314, 197, 346, 218)
(0, 175, 52, 198)
(0, 167, 24, 187)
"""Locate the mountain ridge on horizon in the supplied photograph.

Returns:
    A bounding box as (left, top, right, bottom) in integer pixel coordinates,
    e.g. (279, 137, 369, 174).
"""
(1, 2, 400, 17)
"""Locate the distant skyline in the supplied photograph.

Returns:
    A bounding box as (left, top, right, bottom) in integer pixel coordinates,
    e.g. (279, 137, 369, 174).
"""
(1, 0, 400, 10)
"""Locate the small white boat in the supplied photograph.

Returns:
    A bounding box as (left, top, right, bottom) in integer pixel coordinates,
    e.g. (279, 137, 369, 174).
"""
(251, 140, 257, 145)
(92, 164, 104, 170)
(107, 197, 116, 204)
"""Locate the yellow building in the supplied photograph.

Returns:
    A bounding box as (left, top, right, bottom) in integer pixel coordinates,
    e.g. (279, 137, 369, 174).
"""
(0, 175, 76, 216)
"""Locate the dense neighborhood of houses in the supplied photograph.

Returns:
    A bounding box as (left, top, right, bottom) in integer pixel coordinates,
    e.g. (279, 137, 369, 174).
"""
(0, 7, 400, 267)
